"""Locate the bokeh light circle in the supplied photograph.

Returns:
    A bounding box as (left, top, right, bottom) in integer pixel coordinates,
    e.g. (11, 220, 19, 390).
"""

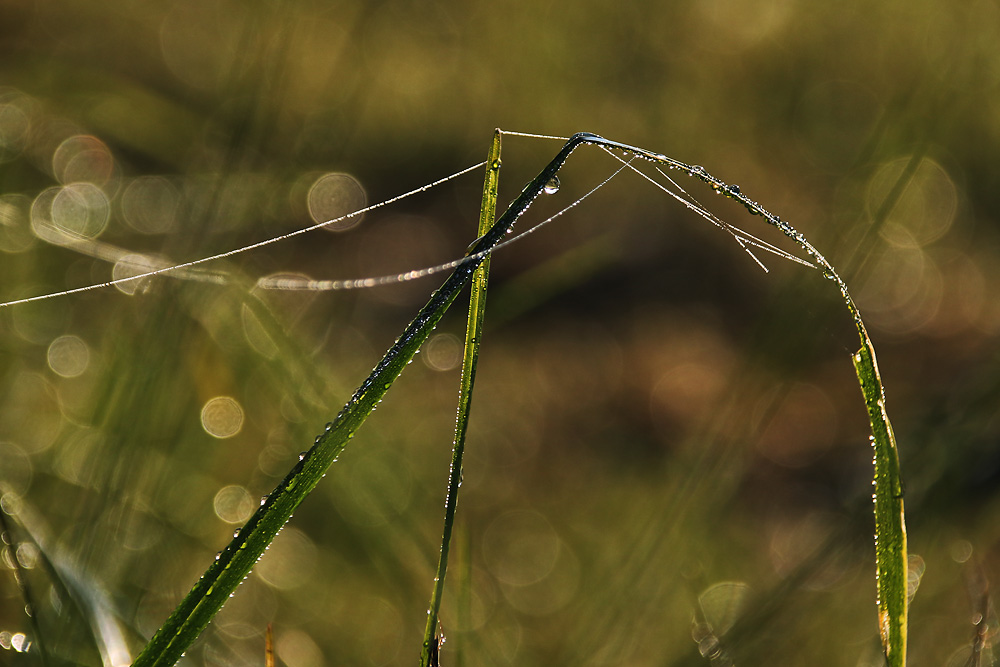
(121, 176, 179, 234)
(111, 253, 164, 296)
(213, 484, 255, 524)
(276, 629, 325, 667)
(869, 156, 958, 248)
(0, 100, 29, 163)
(200, 396, 244, 439)
(255, 526, 317, 590)
(50, 183, 110, 239)
(52, 135, 114, 187)
(423, 332, 462, 371)
(483, 510, 561, 587)
(46, 335, 90, 378)
(306, 172, 366, 231)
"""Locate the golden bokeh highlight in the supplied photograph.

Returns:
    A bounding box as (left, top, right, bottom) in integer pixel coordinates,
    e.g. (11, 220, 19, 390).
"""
(52, 135, 115, 189)
(200, 396, 245, 439)
(46, 335, 90, 378)
(255, 526, 317, 590)
(213, 484, 255, 524)
(121, 176, 180, 235)
(423, 332, 462, 371)
(870, 156, 958, 249)
(306, 172, 367, 231)
(483, 510, 561, 587)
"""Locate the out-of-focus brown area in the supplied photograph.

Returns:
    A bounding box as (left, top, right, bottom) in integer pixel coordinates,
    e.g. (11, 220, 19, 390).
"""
(1, 1, 999, 665)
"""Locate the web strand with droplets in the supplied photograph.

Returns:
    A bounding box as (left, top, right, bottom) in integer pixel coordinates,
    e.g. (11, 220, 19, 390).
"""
(1, 132, 817, 306)
(0, 162, 485, 307)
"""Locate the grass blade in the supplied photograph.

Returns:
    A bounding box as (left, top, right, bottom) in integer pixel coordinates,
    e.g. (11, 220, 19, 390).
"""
(420, 129, 502, 666)
(132, 133, 584, 667)
(129, 131, 908, 665)
(853, 326, 908, 666)
(600, 134, 911, 664)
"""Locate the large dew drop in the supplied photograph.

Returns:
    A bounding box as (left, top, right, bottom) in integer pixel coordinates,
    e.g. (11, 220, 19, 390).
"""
(543, 175, 560, 195)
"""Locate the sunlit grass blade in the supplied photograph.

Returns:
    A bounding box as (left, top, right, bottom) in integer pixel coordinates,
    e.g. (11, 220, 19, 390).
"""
(633, 142, 910, 665)
(598, 134, 910, 663)
(132, 133, 583, 667)
(853, 328, 908, 667)
(420, 129, 501, 667)
(265, 623, 274, 667)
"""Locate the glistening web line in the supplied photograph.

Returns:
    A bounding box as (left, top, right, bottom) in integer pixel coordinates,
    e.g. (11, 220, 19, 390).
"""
(256, 158, 635, 291)
(0, 161, 487, 308)
(499, 130, 569, 141)
(598, 145, 817, 271)
(2, 131, 816, 306)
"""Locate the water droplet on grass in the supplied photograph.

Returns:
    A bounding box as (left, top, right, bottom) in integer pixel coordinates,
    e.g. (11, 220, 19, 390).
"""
(543, 175, 560, 195)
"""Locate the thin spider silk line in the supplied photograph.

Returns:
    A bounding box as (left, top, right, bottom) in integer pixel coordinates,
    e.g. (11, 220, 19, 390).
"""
(499, 130, 569, 141)
(597, 146, 816, 271)
(256, 143, 815, 294)
(256, 159, 635, 291)
(0, 161, 486, 308)
(2, 131, 816, 306)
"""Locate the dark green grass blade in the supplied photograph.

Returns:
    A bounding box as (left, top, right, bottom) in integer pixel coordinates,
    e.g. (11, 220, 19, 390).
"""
(132, 132, 588, 667)
(420, 128, 501, 667)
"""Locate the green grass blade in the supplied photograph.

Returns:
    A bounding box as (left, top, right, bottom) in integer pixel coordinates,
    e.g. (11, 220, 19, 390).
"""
(853, 326, 908, 667)
(420, 129, 501, 667)
(132, 133, 584, 667)
(563, 133, 910, 663)
(130, 131, 909, 666)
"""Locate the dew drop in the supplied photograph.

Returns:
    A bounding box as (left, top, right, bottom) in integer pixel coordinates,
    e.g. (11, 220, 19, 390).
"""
(543, 175, 560, 195)
(299, 452, 307, 461)
(325, 422, 333, 431)
(727, 184, 741, 195)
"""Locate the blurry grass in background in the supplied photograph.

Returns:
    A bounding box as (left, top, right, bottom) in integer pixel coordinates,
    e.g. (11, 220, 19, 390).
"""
(1, 0, 1000, 665)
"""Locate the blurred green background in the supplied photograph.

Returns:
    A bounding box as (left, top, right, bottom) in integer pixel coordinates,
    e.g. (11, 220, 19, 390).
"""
(1, 1, 999, 665)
